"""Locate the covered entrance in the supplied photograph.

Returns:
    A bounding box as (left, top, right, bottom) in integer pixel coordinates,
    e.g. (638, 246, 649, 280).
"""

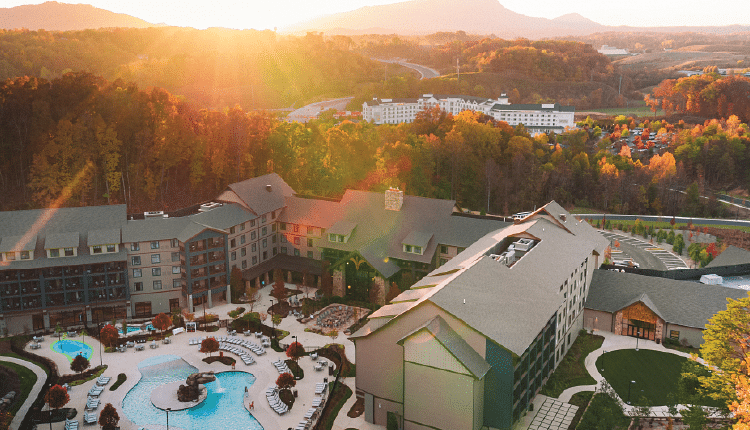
(626, 320, 655, 340)
(614, 298, 663, 343)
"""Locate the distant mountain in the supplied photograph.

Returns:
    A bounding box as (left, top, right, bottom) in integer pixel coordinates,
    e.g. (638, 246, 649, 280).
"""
(0, 1, 158, 31)
(283, 0, 750, 37)
(283, 0, 606, 37)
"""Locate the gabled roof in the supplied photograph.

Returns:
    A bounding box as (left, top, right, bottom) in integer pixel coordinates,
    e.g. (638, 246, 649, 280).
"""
(618, 293, 666, 321)
(586, 270, 749, 329)
(189, 204, 255, 230)
(222, 173, 295, 215)
(44, 232, 80, 249)
(122, 218, 224, 244)
(706, 246, 750, 268)
(280, 195, 343, 228)
(397, 316, 490, 379)
(328, 220, 357, 236)
(401, 231, 433, 249)
(0, 205, 126, 246)
(0, 235, 37, 253)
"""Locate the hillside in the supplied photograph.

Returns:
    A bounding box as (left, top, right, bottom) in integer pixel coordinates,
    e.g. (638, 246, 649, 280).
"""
(284, 0, 605, 37)
(0, 1, 158, 31)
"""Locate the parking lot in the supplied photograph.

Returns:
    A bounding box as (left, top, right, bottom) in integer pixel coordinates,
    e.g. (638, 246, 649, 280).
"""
(599, 231, 689, 270)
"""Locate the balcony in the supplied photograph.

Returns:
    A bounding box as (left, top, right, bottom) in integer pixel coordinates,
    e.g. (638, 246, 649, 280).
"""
(208, 251, 225, 263)
(209, 264, 226, 275)
(207, 237, 225, 249)
(189, 254, 207, 266)
(189, 240, 207, 253)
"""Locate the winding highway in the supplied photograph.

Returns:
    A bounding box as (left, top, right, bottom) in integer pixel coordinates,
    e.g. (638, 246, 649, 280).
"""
(372, 58, 440, 80)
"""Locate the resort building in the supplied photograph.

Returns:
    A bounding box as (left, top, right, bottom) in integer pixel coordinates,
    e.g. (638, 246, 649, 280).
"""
(350, 202, 608, 430)
(0, 174, 509, 335)
(362, 94, 575, 135)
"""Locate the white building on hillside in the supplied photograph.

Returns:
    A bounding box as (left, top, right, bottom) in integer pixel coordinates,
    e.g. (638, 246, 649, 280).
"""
(362, 94, 575, 135)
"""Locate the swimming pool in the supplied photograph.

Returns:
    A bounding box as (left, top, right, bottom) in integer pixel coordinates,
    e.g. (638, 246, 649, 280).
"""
(51, 339, 93, 361)
(118, 323, 155, 334)
(123, 355, 262, 430)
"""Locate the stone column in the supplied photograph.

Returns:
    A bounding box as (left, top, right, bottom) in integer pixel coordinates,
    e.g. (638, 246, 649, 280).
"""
(263, 272, 270, 287)
(43, 311, 51, 331)
(207, 290, 213, 308)
(373, 277, 386, 306)
(125, 302, 132, 320)
(332, 270, 345, 297)
(287, 271, 292, 283)
(614, 311, 623, 336)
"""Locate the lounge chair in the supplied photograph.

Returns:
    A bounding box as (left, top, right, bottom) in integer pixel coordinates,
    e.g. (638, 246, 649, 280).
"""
(83, 412, 97, 425)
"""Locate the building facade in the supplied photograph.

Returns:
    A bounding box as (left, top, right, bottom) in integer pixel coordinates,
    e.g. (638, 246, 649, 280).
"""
(350, 202, 608, 430)
(362, 94, 575, 135)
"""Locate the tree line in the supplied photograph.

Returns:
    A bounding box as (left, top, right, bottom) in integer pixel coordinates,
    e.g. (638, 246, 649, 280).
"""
(1, 71, 747, 218)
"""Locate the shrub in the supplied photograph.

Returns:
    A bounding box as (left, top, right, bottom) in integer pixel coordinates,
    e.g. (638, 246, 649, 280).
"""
(109, 374, 127, 391)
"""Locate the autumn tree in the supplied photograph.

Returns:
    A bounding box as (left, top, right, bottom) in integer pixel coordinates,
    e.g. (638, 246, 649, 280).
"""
(152, 313, 172, 336)
(45, 384, 69, 430)
(98, 403, 120, 430)
(70, 354, 90, 374)
(230, 266, 244, 302)
(286, 341, 305, 364)
(271, 269, 287, 303)
(99, 324, 119, 348)
(200, 337, 219, 357)
(276, 372, 296, 391)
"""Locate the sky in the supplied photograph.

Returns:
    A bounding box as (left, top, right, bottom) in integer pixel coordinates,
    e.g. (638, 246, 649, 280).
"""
(1, 0, 748, 30)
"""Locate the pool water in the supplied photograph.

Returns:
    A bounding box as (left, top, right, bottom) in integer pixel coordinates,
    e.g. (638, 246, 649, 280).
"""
(123, 355, 262, 430)
(51, 339, 93, 361)
(118, 323, 155, 334)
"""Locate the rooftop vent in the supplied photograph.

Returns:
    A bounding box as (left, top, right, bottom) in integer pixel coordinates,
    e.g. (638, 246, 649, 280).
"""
(199, 202, 222, 212)
(144, 211, 164, 219)
(266, 185, 272, 192)
(560, 214, 567, 222)
(489, 238, 537, 267)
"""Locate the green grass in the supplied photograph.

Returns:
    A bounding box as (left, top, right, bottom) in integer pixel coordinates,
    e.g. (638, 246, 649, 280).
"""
(568, 391, 595, 430)
(0, 360, 38, 415)
(540, 332, 604, 398)
(590, 218, 750, 234)
(318, 383, 353, 430)
(597, 349, 686, 406)
(109, 373, 127, 391)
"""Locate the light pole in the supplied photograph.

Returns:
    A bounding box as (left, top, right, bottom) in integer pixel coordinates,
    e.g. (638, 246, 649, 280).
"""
(291, 335, 299, 378)
(269, 299, 275, 338)
(636, 330, 641, 351)
(98, 323, 103, 367)
(627, 380, 635, 404)
(166, 407, 171, 430)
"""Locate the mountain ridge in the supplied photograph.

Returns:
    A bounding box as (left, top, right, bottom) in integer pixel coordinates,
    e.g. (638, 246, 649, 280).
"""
(0, 1, 159, 31)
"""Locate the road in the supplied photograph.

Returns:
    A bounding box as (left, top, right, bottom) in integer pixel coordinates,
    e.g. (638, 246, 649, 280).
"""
(285, 97, 353, 123)
(578, 213, 750, 228)
(372, 58, 440, 80)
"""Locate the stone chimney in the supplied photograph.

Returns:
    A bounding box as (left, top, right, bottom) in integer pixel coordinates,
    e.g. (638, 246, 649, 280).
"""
(385, 188, 404, 211)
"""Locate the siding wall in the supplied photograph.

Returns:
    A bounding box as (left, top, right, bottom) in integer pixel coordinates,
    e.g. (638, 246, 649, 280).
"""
(404, 362, 475, 430)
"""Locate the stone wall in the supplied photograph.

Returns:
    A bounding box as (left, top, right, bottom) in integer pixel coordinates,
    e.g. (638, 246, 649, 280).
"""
(332, 270, 345, 297)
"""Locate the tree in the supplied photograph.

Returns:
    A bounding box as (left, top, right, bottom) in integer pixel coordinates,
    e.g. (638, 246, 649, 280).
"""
(200, 337, 219, 357)
(286, 341, 305, 364)
(230, 266, 244, 302)
(70, 354, 90, 374)
(152, 312, 172, 336)
(320, 261, 333, 297)
(271, 269, 287, 303)
(246, 285, 261, 313)
(328, 329, 339, 343)
(45, 384, 69, 430)
(98, 403, 120, 430)
(682, 405, 708, 430)
(673, 234, 685, 255)
(276, 372, 296, 391)
(54, 322, 63, 340)
(99, 324, 119, 348)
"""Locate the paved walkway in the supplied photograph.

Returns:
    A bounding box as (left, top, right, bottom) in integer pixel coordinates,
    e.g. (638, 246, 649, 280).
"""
(557, 331, 704, 417)
(1, 356, 47, 430)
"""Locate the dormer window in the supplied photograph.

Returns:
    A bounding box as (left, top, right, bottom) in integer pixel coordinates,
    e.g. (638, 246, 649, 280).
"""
(93, 245, 103, 254)
(50, 249, 60, 258)
(328, 234, 346, 243)
(403, 244, 423, 255)
(20, 251, 30, 260)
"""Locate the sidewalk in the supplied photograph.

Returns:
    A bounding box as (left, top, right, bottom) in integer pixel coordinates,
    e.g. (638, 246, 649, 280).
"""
(558, 331, 707, 417)
(1, 356, 47, 430)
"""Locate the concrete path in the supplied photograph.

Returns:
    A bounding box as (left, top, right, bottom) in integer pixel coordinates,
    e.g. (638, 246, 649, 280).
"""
(557, 331, 706, 417)
(1, 356, 47, 430)
(330, 378, 382, 430)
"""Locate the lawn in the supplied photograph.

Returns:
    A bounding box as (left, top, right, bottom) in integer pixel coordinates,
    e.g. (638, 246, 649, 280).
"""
(568, 391, 595, 430)
(596, 349, 685, 406)
(540, 332, 604, 398)
(0, 360, 38, 416)
(576, 392, 631, 430)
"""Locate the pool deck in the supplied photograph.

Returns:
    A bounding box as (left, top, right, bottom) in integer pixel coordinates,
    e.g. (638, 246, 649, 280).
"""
(21, 282, 367, 430)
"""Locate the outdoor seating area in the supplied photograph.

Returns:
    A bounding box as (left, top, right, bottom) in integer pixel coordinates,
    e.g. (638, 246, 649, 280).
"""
(88, 386, 103, 398)
(135, 344, 145, 351)
(314, 382, 327, 395)
(149, 340, 158, 349)
(65, 418, 79, 430)
(313, 360, 326, 371)
(86, 398, 100, 411)
(83, 412, 97, 425)
(67, 331, 77, 337)
(32, 335, 44, 342)
(315, 305, 354, 329)
(96, 376, 111, 386)
(218, 341, 256, 365)
(30, 342, 41, 349)
(217, 336, 266, 355)
(272, 359, 291, 374)
(265, 386, 288, 415)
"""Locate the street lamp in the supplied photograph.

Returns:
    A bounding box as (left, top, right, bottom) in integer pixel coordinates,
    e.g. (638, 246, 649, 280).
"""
(636, 330, 641, 351)
(98, 323, 103, 367)
(269, 299, 275, 337)
(627, 380, 635, 404)
(166, 407, 171, 430)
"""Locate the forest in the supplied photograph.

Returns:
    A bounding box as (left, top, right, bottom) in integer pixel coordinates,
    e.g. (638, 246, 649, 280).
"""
(1, 72, 748, 219)
(646, 73, 750, 122)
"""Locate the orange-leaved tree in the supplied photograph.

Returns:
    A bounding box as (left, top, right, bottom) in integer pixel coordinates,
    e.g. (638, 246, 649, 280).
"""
(200, 337, 219, 357)
(99, 324, 119, 347)
(286, 341, 305, 363)
(98, 403, 120, 430)
(45, 384, 69, 430)
(276, 372, 296, 391)
(152, 312, 172, 336)
(71, 354, 90, 374)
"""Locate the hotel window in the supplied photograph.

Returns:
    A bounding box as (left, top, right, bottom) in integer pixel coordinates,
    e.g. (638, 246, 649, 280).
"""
(251, 243, 257, 252)
(20, 251, 30, 260)
(133, 269, 142, 278)
(250, 220, 255, 227)
(252, 256, 258, 265)
(242, 260, 247, 269)
(240, 235, 246, 244)
(294, 237, 301, 245)
(230, 226, 236, 234)
(251, 231, 257, 240)
(262, 251, 267, 260)
(231, 251, 236, 261)
(281, 247, 287, 254)
(262, 227, 267, 236)
(307, 238, 313, 247)
(153, 280, 162, 290)
(172, 252, 180, 262)
(152, 268, 161, 277)
(240, 222, 245, 231)
(241, 247, 246, 257)
(151, 241, 160, 249)
(131, 243, 140, 251)
(307, 226, 314, 234)
(262, 239, 268, 248)
(64, 248, 74, 256)
(107, 244, 116, 253)
(50, 249, 60, 258)
(93, 245, 102, 254)
(272, 235, 277, 244)
(294, 248, 300, 256)
(172, 266, 180, 274)
(132, 256, 141, 266)
(272, 224, 277, 232)
(307, 251, 313, 258)
(151, 254, 161, 264)
(261, 215, 267, 223)
(173, 279, 181, 289)
(171, 239, 178, 248)
(281, 236, 288, 243)
(134, 282, 143, 292)
(230, 239, 236, 248)
(273, 247, 278, 256)
(280, 223, 287, 231)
